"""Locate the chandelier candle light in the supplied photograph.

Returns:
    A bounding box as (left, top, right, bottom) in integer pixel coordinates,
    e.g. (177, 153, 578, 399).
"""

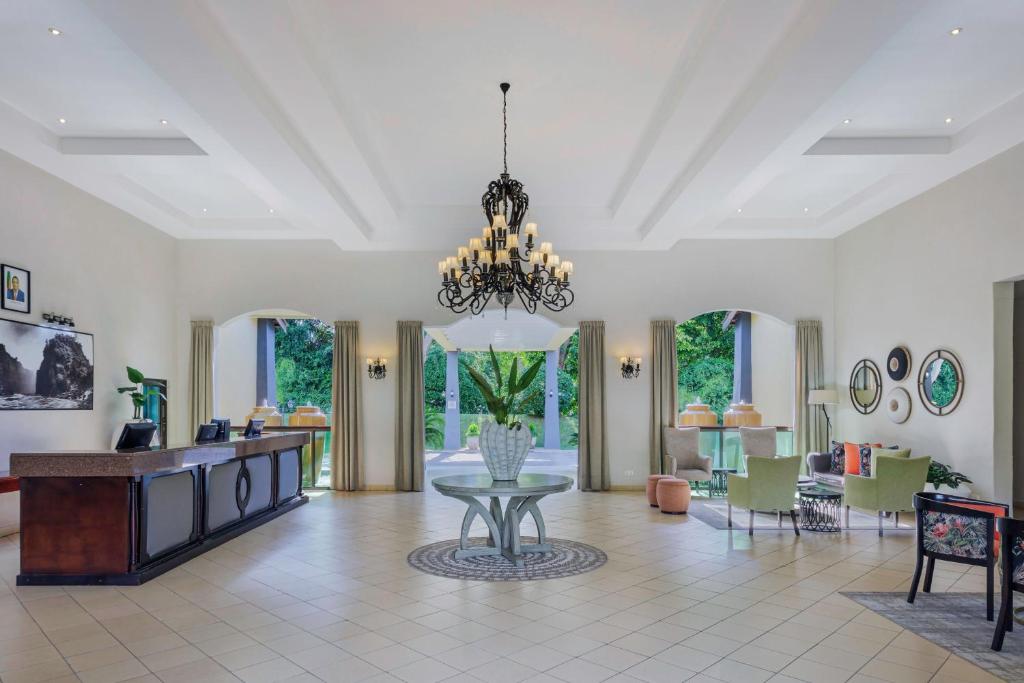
(437, 83, 574, 316)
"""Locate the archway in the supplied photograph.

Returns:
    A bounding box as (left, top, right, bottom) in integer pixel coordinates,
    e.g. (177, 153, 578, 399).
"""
(423, 311, 578, 483)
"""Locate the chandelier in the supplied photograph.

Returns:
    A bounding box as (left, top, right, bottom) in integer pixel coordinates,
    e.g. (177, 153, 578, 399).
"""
(437, 83, 574, 316)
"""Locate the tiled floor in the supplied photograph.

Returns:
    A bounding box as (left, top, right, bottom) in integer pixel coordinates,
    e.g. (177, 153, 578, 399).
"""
(0, 487, 1004, 683)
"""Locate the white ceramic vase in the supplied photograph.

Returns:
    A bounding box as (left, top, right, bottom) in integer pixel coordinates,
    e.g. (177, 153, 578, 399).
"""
(480, 421, 532, 480)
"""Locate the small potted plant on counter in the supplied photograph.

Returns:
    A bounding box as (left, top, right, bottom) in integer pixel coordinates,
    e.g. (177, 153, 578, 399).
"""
(925, 461, 973, 497)
(111, 366, 165, 447)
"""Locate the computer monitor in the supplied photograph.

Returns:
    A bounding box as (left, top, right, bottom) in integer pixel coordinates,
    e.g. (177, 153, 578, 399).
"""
(115, 422, 158, 450)
(211, 418, 231, 441)
(243, 419, 264, 438)
(194, 423, 220, 443)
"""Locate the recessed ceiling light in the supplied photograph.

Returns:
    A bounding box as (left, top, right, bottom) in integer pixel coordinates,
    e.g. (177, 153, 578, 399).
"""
(47, 27, 62, 36)
(842, 118, 852, 125)
(736, 208, 743, 214)
(57, 117, 66, 124)
(201, 208, 207, 213)
(944, 117, 954, 124)
(949, 27, 962, 36)
(803, 207, 809, 213)
(159, 119, 168, 125)
(268, 208, 275, 214)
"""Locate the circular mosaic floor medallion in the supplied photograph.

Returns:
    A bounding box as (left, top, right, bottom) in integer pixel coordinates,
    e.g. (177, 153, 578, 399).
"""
(407, 537, 606, 581)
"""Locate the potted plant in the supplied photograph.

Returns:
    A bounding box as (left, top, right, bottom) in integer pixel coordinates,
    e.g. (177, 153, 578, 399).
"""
(112, 366, 165, 447)
(462, 346, 543, 480)
(465, 422, 480, 450)
(528, 423, 538, 447)
(925, 461, 973, 497)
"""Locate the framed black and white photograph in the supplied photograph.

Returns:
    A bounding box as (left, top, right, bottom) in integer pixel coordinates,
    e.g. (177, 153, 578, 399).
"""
(0, 318, 93, 410)
(1, 264, 30, 314)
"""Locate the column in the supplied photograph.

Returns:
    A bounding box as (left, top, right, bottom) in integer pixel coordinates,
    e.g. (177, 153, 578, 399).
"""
(543, 350, 560, 449)
(444, 351, 461, 450)
(732, 311, 752, 403)
(256, 318, 276, 407)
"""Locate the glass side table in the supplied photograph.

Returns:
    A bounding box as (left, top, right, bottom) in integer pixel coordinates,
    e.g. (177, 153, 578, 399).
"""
(798, 486, 843, 532)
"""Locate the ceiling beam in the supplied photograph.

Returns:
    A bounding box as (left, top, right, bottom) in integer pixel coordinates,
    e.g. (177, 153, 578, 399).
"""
(804, 136, 950, 156)
(59, 137, 207, 156)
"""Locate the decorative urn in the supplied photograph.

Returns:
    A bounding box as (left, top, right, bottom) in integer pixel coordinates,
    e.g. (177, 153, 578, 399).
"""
(679, 400, 718, 427)
(723, 401, 763, 427)
(480, 422, 532, 481)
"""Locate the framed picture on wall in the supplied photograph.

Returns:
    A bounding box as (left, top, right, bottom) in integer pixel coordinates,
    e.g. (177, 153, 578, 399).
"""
(1, 264, 30, 314)
(0, 318, 93, 410)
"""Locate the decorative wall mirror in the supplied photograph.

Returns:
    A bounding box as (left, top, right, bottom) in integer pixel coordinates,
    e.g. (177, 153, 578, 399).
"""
(918, 349, 964, 416)
(849, 358, 882, 414)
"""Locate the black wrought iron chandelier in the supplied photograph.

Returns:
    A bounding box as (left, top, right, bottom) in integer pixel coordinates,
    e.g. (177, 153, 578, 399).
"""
(437, 83, 574, 316)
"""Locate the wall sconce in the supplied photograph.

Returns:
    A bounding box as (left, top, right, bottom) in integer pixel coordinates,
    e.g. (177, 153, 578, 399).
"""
(367, 357, 387, 380)
(42, 313, 75, 327)
(620, 356, 641, 379)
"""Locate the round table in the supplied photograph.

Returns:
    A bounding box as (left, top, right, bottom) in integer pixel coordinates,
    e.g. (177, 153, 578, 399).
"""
(798, 486, 843, 532)
(432, 473, 573, 567)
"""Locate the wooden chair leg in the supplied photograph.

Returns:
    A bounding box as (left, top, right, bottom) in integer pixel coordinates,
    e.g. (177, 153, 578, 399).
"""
(993, 588, 1012, 651)
(907, 552, 924, 604)
(789, 510, 800, 536)
(923, 557, 936, 593)
(987, 564, 995, 621)
(748, 510, 754, 536)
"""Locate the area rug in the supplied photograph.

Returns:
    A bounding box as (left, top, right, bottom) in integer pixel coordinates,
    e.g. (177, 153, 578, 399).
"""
(687, 498, 914, 532)
(408, 537, 606, 581)
(843, 591, 1024, 681)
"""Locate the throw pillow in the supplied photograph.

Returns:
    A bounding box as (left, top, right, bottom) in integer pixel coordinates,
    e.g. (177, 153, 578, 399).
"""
(860, 445, 904, 477)
(845, 441, 883, 476)
(829, 441, 845, 474)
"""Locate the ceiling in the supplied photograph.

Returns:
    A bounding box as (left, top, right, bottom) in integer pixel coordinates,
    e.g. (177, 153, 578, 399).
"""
(426, 311, 575, 352)
(1, 0, 1023, 250)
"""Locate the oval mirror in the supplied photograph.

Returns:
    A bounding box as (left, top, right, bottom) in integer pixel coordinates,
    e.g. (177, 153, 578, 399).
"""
(918, 349, 964, 416)
(849, 359, 882, 414)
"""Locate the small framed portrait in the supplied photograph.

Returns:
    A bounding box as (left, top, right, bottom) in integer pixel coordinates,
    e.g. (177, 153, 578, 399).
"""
(1, 264, 30, 314)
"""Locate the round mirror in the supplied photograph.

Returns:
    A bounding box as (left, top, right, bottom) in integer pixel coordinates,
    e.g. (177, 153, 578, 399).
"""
(918, 349, 964, 416)
(849, 359, 882, 414)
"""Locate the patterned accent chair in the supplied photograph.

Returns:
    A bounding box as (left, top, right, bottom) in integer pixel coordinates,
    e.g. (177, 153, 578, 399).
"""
(727, 455, 801, 536)
(992, 516, 1024, 651)
(662, 427, 712, 488)
(908, 492, 1008, 623)
(844, 454, 930, 536)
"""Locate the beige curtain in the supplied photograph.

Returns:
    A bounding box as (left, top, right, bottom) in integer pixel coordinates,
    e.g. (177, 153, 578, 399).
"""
(330, 321, 364, 491)
(188, 320, 214, 436)
(394, 321, 425, 492)
(650, 320, 678, 474)
(578, 321, 610, 491)
(795, 320, 826, 457)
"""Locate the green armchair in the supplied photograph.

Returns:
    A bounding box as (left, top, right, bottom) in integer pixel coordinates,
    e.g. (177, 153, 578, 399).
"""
(727, 455, 801, 536)
(845, 454, 930, 536)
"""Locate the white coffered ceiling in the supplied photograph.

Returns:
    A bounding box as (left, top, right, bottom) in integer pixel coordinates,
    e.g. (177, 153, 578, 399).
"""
(1, 0, 1023, 250)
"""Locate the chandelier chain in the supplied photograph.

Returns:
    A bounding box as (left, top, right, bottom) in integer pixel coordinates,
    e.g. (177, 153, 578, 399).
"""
(502, 87, 508, 175)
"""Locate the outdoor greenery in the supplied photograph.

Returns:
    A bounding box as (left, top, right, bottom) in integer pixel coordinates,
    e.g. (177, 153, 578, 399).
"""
(676, 312, 735, 419)
(275, 319, 334, 413)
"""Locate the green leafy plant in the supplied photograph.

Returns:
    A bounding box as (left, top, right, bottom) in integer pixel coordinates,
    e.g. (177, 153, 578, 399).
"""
(466, 422, 480, 437)
(528, 423, 538, 438)
(424, 408, 445, 450)
(927, 461, 972, 489)
(461, 345, 544, 429)
(116, 366, 164, 420)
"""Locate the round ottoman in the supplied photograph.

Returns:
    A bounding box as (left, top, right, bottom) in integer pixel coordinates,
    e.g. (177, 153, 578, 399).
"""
(656, 478, 691, 515)
(646, 475, 675, 507)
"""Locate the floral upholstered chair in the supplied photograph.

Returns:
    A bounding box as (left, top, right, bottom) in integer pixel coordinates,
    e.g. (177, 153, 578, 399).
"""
(908, 491, 1009, 623)
(992, 516, 1024, 651)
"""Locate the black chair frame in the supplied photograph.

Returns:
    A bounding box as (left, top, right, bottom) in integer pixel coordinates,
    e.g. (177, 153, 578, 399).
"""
(908, 492, 1008, 622)
(992, 516, 1024, 651)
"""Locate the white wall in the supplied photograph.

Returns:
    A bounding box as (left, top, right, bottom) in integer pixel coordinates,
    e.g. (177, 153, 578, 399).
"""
(173, 239, 835, 488)
(750, 313, 795, 428)
(214, 315, 257, 425)
(835, 142, 1024, 503)
(0, 150, 177, 470)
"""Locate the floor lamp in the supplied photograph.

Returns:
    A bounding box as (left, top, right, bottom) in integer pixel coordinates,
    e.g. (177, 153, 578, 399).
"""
(807, 389, 839, 447)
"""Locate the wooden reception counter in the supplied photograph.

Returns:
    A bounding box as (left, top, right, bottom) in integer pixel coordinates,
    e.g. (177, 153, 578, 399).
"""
(10, 432, 309, 585)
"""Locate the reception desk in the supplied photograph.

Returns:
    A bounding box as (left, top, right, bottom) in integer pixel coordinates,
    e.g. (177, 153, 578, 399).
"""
(10, 432, 308, 586)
